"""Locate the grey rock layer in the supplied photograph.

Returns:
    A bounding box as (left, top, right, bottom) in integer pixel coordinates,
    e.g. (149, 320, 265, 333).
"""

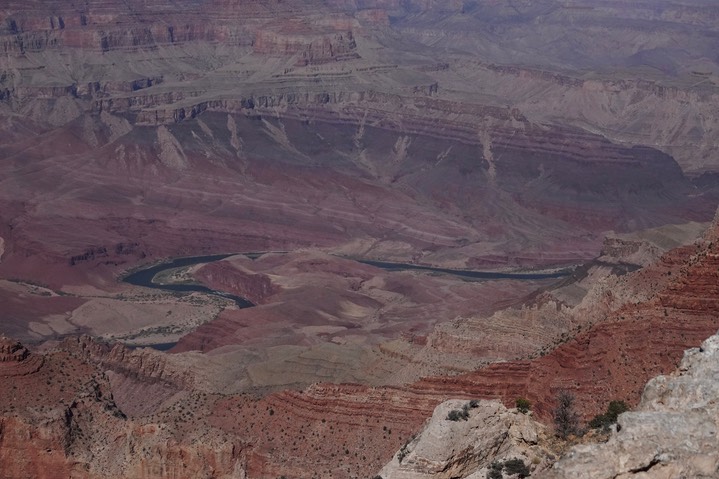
(378, 399, 547, 479)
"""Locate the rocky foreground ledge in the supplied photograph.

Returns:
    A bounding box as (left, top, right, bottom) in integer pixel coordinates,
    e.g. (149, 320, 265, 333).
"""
(379, 328, 719, 479)
(542, 331, 719, 479)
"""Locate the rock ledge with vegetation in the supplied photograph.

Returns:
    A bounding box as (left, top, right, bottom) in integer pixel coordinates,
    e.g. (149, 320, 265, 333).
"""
(378, 399, 550, 479)
(541, 330, 719, 478)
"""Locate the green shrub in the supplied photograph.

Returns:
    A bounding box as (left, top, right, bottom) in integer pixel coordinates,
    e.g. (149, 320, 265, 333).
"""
(589, 400, 629, 430)
(504, 458, 530, 478)
(487, 461, 503, 479)
(447, 409, 465, 421)
(606, 400, 629, 421)
(515, 397, 531, 414)
(447, 402, 473, 421)
(487, 468, 503, 479)
(487, 458, 531, 478)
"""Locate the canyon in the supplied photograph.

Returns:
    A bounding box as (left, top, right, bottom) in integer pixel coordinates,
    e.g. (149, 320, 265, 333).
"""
(2, 209, 719, 478)
(1, 0, 719, 477)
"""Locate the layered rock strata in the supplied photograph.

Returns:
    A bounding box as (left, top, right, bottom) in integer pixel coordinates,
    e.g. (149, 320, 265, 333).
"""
(0, 336, 43, 376)
(215, 219, 719, 477)
(1, 219, 719, 478)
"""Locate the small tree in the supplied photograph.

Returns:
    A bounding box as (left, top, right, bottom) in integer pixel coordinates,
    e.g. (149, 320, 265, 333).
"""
(515, 397, 531, 414)
(553, 390, 579, 439)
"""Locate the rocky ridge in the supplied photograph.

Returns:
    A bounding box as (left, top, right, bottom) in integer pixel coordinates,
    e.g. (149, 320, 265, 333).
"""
(395, 220, 710, 378)
(377, 329, 719, 479)
(0, 336, 43, 376)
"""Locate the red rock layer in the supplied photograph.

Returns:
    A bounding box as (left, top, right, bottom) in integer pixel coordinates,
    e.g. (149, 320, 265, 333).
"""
(0, 337, 246, 479)
(0, 416, 75, 479)
(194, 260, 279, 304)
(0, 0, 392, 57)
(0, 337, 43, 376)
(409, 241, 719, 420)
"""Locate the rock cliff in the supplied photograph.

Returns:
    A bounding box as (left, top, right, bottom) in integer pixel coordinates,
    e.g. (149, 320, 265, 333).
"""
(0, 336, 247, 479)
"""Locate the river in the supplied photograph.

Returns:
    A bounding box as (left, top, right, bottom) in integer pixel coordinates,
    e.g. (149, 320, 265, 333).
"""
(123, 252, 571, 302)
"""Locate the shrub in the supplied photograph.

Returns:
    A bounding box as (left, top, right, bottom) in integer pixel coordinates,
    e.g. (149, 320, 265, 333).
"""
(447, 409, 464, 421)
(487, 468, 503, 479)
(589, 400, 629, 430)
(447, 402, 472, 421)
(487, 461, 503, 479)
(606, 400, 629, 421)
(397, 441, 410, 463)
(487, 458, 531, 479)
(515, 397, 531, 414)
(504, 458, 530, 478)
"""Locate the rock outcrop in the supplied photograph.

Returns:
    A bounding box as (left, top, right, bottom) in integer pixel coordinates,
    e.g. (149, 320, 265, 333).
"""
(0, 336, 43, 376)
(0, 337, 247, 479)
(193, 259, 279, 305)
(379, 399, 548, 479)
(541, 330, 719, 479)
